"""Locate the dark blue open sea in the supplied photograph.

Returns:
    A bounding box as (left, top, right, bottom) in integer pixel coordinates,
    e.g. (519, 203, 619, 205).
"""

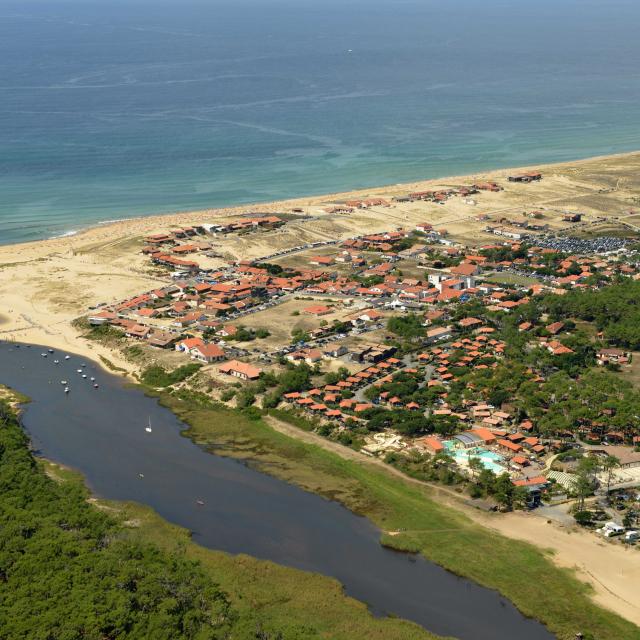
(1, 0, 640, 244)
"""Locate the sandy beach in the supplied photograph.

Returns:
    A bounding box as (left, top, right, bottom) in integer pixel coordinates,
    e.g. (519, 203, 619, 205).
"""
(2, 149, 640, 626)
(2, 149, 640, 366)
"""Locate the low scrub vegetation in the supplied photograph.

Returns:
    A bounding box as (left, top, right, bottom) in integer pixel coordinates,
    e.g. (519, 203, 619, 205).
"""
(141, 363, 202, 387)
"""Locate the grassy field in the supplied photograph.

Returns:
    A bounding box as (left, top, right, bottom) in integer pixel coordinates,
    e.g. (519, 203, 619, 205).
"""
(482, 272, 541, 287)
(157, 391, 640, 640)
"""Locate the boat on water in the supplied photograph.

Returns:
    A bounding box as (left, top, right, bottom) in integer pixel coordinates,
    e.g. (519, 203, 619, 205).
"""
(82, 374, 87, 379)
(60, 380, 67, 385)
(93, 384, 99, 389)
(41, 353, 47, 357)
(145, 416, 152, 433)
(196, 500, 205, 506)
(90, 377, 95, 381)
(54, 360, 59, 364)
(77, 369, 82, 373)
(64, 355, 70, 360)
(48, 349, 54, 353)
(64, 387, 69, 394)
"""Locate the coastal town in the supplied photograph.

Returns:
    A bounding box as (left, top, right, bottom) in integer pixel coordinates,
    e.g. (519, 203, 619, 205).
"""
(65, 159, 640, 541)
(4, 4, 640, 639)
(3, 152, 640, 638)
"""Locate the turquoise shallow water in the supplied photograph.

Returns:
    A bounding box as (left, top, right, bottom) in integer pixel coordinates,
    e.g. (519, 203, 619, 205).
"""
(1, 0, 640, 244)
(443, 440, 506, 474)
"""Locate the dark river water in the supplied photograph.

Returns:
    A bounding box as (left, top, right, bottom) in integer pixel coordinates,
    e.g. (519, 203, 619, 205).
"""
(0, 341, 554, 640)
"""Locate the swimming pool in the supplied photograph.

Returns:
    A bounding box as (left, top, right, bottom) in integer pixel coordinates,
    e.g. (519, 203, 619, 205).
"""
(442, 441, 506, 474)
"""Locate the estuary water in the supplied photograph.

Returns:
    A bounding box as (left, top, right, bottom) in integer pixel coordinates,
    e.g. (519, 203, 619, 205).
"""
(0, 341, 554, 640)
(1, 0, 640, 244)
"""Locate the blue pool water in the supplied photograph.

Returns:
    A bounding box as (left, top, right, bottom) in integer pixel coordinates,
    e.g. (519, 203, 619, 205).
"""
(443, 440, 506, 474)
(2, 0, 640, 244)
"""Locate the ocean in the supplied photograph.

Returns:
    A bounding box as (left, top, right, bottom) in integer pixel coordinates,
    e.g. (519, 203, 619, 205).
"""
(1, 0, 640, 245)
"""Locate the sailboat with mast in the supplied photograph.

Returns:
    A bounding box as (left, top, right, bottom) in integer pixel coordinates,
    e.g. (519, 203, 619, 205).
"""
(145, 417, 152, 433)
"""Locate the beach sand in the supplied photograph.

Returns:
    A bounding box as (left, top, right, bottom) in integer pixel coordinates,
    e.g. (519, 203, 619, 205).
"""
(1, 150, 640, 625)
(2, 149, 640, 364)
(473, 510, 640, 627)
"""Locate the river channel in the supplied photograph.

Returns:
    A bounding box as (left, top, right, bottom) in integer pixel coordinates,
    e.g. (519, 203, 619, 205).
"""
(0, 341, 554, 640)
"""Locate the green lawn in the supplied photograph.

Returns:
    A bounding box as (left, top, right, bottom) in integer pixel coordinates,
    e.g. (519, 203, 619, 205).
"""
(482, 272, 541, 286)
(158, 391, 639, 640)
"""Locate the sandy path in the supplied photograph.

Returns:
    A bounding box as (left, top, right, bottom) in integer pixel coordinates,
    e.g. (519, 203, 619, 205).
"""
(264, 416, 640, 627)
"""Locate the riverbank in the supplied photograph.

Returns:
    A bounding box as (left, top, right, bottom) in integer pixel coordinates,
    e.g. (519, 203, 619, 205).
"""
(158, 390, 638, 640)
(263, 414, 640, 627)
(0, 391, 436, 640)
(2, 341, 637, 637)
(1, 344, 553, 640)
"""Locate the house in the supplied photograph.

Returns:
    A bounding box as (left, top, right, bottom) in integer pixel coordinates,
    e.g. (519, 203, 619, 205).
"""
(303, 304, 332, 316)
(175, 337, 205, 352)
(125, 324, 151, 339)
(546, 321, 565, 335)
(513, 476, 548, 507)
(136, 307, 159, 319)
(309, 256, 334, 267)
(458, 317, 483, 330)
(424, 310, 445, 326)
(147, 331, 178, 349)
(470, 427, 497, 445)
(426, 326, 452, 344)
(218, 360, 261, 381)
(217, 325, 238, 338)
(286, 348, 323, 365)
(421, 437, 445, 454)
(323, 343, 348, 358)
(450, 262, 481, 277)
(497, 439, 523, 453)
(191, 344, 226, 363)
(597, 348, 629, 365)
(87, 310, 117, 326)
(349, 309, 383, 325)
(511, 455, 529, 468)
(508, 172, 542, 183)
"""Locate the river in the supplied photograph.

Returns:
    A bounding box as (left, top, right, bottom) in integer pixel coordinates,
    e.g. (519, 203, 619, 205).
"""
(0, 341, 554, 640)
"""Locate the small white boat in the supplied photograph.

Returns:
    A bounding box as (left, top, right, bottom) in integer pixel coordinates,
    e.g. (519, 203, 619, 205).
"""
(138, 473, 144, 478)
(54, 360, 59, 364)
(65, 355, 70, 360)
(90, 377, 95, 381)
(77, 369, 82, 373)
(145, 416, 152, 433)
(64, 387, 70, 394)
(93, 384, 99, 389)
(48, 349, 54, 353)
(82, 374, 87, 378)
(41, 353, 47, 357)
(81, 364, 86, 368)
(61, 380, 67, 385)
